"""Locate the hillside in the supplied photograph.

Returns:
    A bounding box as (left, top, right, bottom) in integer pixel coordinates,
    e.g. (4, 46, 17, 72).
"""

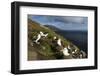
(28, 19, 86, 60)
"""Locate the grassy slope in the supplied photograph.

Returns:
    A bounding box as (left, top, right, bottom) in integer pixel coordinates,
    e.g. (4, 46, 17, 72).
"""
(28, 19, 80, 60)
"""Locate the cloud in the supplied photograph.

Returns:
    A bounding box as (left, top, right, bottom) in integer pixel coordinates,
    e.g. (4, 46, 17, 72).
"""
(52, 16, 87, 24)
(28, 15, 87, 31)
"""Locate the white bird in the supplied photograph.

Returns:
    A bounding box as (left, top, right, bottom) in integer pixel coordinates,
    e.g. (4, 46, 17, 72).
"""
(57, 38, 62, 46)
(75, 49, 77, 52)
(61, 48, 70, 56)
(68, 45, 71, 49)
(34, 34, 41, 44)
(40, 31, 44, 36)
(72, 49, 77, 54)
(34, 31, 48, 44)
(44, 33, 48, 37)
(72, 51, 75, 54)
(40, 31, 48, 37)
(80, 50, 86, 58)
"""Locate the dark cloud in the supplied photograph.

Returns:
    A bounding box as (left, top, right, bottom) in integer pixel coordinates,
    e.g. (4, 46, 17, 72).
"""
(28, 15, 88, 31)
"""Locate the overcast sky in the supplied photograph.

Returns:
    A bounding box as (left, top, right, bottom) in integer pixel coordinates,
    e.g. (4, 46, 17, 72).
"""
(28, 15, 88, 31)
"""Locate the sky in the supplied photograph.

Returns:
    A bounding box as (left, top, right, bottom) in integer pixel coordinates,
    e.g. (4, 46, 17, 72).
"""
(28, 15, 88, 31)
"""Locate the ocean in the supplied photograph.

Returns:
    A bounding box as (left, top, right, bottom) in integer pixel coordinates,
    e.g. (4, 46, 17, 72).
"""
(56, 31, 88, 54)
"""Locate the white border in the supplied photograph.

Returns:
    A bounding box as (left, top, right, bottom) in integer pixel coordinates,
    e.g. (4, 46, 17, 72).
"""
(20, 6, 95, 70)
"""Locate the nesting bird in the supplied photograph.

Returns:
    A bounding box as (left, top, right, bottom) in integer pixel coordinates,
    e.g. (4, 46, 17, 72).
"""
(34, 34, 41, 44)
(68, 45, 71, 50)
(79, 50, 86, 58)
(34, 31, 48, 44)
(57, 38, 62, 46)
(61, 48, 70, 56)
(40, 31, 48, 37)
(72, 49, 77, 54)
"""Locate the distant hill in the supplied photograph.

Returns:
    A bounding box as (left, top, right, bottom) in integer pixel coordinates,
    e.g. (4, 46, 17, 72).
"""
(44, 25, 61, 31)
(28, 19, 86, 60)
